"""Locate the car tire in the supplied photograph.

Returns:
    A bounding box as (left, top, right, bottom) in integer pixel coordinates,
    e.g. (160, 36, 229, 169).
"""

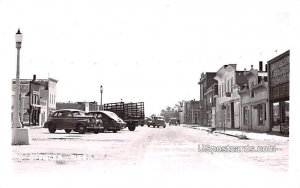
(48, 124, 56, 133)
(148, 125, 150, 127)
(163, 126, 166, 128)
(93, 129, 100, 134)
(77, 124, 86, 134)
(128, 126, 136, 131)
(65, 129, 72, 133)
(113, 130, 117, 133)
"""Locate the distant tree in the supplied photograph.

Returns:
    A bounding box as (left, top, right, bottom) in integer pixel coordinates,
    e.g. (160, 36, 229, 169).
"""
(160, 101, 185, 122)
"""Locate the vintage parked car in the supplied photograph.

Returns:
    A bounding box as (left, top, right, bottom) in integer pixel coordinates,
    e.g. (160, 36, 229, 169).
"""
(148, 116, 166, 128)
(169, 118, 178, 126)
(43, 109, 100, 134)
(145, 117, 152, 126)
(86, 111, 126, 133)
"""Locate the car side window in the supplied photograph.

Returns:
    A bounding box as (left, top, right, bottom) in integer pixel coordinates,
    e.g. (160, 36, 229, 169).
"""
(72, 112, 80, 117)
(64, 111, 72, 117)
(57, 112, 63, 117)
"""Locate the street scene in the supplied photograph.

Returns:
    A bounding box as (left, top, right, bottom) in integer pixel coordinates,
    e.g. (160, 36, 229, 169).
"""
(1, 0, 298, 187)
(12, 125, 289, 187)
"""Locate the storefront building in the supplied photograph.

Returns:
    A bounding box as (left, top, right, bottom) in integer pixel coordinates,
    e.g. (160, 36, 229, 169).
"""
(238, 62, 269, 132)
(12, 77, 58, 126)
(268, 50, 289, 133)
(214, 64, 248, 129)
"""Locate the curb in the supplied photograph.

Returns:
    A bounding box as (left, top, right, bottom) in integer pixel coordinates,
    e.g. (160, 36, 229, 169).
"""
(182, 125, 249, 139)
(215, 131, 249, 139)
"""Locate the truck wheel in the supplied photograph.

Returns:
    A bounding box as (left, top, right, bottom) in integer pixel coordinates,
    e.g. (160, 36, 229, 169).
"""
(48, 123, 56, 133)
(65, 129, 72, 133)
(77, 124, 86, 134)
(128, 126, 136, 131)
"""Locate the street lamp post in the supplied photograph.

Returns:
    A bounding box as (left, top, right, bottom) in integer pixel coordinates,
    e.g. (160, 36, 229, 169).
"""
(100, 85, 103, 110)
(12, 29, 23, 129)
(12, 29, 30, 145)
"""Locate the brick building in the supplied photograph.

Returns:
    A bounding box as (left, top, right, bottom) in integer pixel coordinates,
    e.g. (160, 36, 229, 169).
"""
(198, 72, 217, 126)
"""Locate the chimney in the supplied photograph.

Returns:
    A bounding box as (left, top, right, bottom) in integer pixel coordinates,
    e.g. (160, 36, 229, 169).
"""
(259, 61, 263, 71)
(265, 64, 268, 72)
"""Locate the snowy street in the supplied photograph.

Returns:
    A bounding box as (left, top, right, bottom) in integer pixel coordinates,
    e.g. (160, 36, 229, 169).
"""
(10, 125, 289, 188)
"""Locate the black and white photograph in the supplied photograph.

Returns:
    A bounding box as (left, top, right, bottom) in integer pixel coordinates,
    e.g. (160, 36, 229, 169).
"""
(0, 0, 299, 187)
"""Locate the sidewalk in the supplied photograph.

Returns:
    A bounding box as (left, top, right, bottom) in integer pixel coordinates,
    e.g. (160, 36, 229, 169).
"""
(182, 124, 289, 141)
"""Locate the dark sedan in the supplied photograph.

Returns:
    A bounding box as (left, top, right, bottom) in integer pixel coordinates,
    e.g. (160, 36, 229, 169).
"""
(43, 109, 100, 134)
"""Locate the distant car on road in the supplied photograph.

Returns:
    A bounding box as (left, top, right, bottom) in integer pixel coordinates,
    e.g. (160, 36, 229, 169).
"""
(43, 109, 99, 134)
(145, 117, 152, 126)
(148, 116, 166, 128)
(169, 118, 178, 126)
(86, 111, 126, 133)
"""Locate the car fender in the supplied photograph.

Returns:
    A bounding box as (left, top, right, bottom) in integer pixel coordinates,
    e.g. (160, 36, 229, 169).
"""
(76, 120, 89, 127)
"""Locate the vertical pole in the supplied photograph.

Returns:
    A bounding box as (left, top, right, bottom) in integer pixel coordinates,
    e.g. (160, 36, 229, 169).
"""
(100, 91, 102, 110)
(12, 45, 22, 128)
(29, 81, 31, 127)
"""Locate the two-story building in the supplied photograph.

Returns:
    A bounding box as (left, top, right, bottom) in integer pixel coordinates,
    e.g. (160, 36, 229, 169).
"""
(214, 64, 248, 129)
(11, 77, 58, 126)
(198, 72, 217, 126)
(268, 50, 289, 133)
(238, 62, 269, 132)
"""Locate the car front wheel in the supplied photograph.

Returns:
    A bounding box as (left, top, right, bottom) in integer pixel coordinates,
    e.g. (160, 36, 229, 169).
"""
(77, 124, 86, 134)
(65, 129, 72, 133)
(48, 124, 56, 133)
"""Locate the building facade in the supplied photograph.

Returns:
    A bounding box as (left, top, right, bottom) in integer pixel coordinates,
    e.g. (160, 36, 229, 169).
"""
(56, 101, 98, 112)
(268, 50, 289, 133)
(12, 77, 58, 126)
(238, 62, 270, 132)
(182, 100, 200, 124)
(214, 64, 248, 129)
(198, 72, 217, 126)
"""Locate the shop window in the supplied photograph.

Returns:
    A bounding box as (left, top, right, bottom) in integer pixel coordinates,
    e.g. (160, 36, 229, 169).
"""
(227, 104, 231, 122)
(273, 102, 280, 126)
(283, 101, 289, 123)
(231, 78, 233, 92)
(243, 106, 249, 125)
(258, 104, 264, 125)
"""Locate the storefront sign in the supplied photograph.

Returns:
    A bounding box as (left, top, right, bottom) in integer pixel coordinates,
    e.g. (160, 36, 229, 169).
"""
(269, 56, 289, 87)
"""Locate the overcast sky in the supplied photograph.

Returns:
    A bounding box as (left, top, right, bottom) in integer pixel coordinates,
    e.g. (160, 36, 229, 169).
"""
(0, 0, 290, 116)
